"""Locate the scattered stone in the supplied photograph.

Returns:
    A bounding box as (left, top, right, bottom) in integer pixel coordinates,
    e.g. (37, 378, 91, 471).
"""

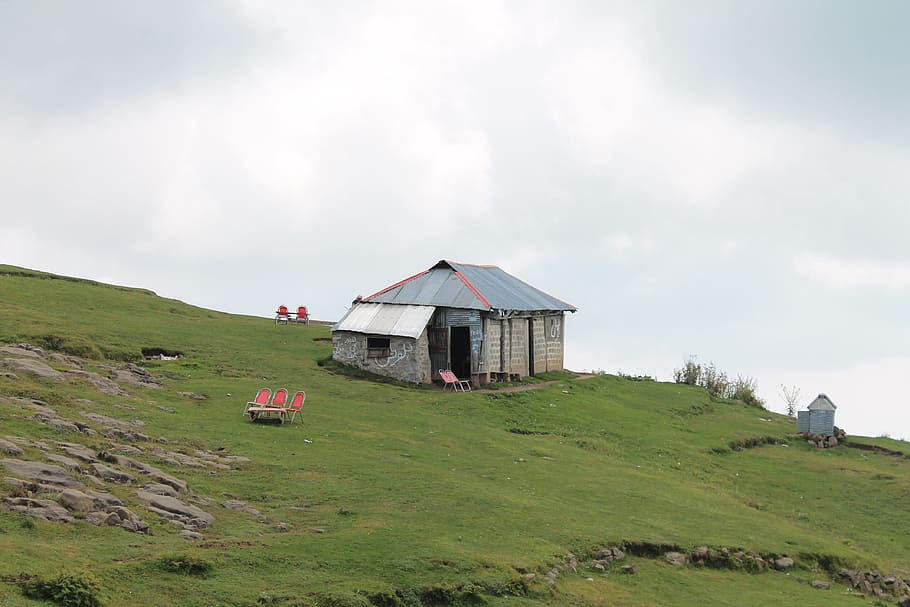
(180, 530, 204, 541)
(811, 581, 830, 589)
(621, 565, 636, 574)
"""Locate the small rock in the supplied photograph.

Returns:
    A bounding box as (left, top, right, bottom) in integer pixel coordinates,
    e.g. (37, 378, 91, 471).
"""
(179, 530, 204, 541)
(0, 438, 23, 456)
(773, 557, 795, 570)
(811, 580, 831, 590)
(621, 565, 636, 574)
(665, 552, 687, 565)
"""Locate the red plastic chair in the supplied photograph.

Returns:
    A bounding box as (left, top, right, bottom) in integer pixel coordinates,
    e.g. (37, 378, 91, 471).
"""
(244, 388, 272, 415)
(286, 391, 306, 424)
(271, 388, 289, 408)
(275, 305, 290, 325)
(296, 306, 309, 324)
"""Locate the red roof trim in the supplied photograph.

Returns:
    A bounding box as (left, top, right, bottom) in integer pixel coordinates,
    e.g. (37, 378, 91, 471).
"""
(362, 269, 430, 301)
(452, 269, 492, 309)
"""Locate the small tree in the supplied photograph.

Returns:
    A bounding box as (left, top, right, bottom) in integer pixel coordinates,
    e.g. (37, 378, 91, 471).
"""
(780, 384, 801, 417)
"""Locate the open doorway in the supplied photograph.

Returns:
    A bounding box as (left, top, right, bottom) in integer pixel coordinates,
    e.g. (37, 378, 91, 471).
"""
(450, 326, 471, 380)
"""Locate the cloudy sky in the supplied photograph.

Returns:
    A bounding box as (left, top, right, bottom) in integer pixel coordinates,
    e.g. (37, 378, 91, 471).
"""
(3, 1, 908, 439)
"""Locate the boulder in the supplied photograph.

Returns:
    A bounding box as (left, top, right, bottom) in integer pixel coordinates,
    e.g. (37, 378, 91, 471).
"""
(57, 443, 98, 463)
(1, 497, 74, 522)
(0, 438, 24, 455)
(136, 489, 214, 528)
(142, 482, 180, 498)
(44, 453, 81, 470)
(773, 557, 795, 570)
(898, 596, 910, 607)
(1, 459, 82, 487)
(665, 552, 687, 566)
(58, 488, 96, 513)
(0, 358, 65, 380)
(89, 463, 137, 484)
(811, 581, 831, 589)
(0, 345, 44, 359)
(66, 370, 128, 396)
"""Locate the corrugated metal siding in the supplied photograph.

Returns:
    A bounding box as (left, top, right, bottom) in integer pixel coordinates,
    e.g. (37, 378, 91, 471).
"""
(332, 303, 435, 338)
(797, 411, 810, 434)
(808, 410, 836, 435)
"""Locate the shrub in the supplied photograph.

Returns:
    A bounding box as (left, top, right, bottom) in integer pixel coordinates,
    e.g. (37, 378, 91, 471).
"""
(673, 356, 765, 408)
(20, 573, 102, 607)
(154, 555, 213, 577)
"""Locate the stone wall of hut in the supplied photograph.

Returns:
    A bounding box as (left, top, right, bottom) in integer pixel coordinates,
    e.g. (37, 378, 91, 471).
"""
(331, 329, 432, 384)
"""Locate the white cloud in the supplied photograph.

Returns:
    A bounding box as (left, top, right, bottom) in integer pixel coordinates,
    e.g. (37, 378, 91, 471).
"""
(793, 253, 910, 290)
(544, 26, 792, 205)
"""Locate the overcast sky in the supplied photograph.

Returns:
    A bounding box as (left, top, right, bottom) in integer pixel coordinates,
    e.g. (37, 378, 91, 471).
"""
(3, 1, 909, 439)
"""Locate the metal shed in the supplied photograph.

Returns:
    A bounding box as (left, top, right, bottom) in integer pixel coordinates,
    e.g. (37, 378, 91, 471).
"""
(797, 393, 837, 436)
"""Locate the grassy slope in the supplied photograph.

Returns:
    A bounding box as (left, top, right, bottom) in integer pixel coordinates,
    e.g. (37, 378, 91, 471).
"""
(1, 265, 908, 606)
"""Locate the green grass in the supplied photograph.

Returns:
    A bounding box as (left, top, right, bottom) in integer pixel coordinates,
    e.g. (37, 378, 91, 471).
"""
(1, 264, 909, 606)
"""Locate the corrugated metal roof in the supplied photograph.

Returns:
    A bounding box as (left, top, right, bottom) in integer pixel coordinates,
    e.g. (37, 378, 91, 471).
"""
(331, 303, 436, 338)
(807, 393, 837, 411)
(364, 260, 577, 312)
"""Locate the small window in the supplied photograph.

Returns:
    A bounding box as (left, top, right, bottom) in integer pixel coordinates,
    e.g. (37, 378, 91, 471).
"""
(367, 337, 391, 358)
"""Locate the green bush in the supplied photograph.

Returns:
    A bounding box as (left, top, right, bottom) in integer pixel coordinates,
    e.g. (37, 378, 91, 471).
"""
(154, 555, 214, 577)
(20, 573, 103, 607)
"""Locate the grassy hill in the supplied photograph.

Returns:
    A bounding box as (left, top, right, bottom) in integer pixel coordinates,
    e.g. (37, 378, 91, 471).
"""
(1, 264, 909, 607)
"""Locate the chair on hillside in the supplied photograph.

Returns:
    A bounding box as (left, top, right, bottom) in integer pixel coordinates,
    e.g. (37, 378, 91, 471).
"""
(439, 369, 471, 392)
(270, 388, 289, 408)
(295, 306, 310, 324)
(275, 305, 290, 325)
(246, 387, 290, 423)
(244, 388, 272, 415)
(285, 391, 306, 424)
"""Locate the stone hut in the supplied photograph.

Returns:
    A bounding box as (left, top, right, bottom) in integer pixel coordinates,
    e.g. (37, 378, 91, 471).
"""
(331, 260, 577, 386)
(797, 393, 837, 436)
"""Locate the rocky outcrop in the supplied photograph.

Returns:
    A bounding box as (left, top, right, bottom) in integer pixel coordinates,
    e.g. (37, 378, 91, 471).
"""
(838, 569, 910, 599)
(1, 459, 83, 488)
(0, 438, 24, 455)
(136, 489, 214, 530)
(0, 357, 66, 381)
(1, 497, 74, 522)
